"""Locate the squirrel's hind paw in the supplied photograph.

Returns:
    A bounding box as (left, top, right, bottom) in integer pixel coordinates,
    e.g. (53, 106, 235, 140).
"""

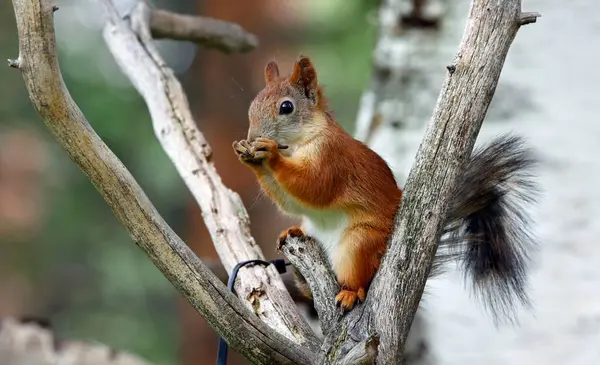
(335, 288, 366, 311)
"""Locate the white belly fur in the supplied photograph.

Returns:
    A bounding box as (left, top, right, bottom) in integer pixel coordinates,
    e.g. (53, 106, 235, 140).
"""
(301, 211, 349, 267)
(260, 174, 349, 266)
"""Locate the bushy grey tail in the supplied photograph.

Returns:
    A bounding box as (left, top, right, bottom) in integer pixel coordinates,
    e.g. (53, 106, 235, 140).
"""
(436, 134, 539, 322)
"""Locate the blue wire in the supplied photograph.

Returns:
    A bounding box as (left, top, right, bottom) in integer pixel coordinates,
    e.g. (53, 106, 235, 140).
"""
(216, 259, 290, 365)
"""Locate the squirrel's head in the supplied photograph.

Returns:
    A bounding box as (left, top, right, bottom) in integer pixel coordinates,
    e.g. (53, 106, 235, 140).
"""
(247, 56, 329, 148)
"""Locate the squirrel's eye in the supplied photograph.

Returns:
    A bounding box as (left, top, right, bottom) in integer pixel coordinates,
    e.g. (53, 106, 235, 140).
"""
(279, 100, 294, 115)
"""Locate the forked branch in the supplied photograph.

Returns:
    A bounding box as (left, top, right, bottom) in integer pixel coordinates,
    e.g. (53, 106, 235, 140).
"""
(99, 0, 317, 348)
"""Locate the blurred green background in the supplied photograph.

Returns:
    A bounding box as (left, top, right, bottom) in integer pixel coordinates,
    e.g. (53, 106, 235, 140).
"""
(0, 0, 378, 364)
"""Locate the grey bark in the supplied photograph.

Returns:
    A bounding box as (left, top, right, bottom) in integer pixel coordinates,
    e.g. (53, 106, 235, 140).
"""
(279, 236, 342, 335)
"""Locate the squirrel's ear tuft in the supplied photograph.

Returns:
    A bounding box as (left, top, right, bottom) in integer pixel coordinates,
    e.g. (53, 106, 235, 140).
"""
(264, 61, 280, 85)
(289, 56, 319, 104)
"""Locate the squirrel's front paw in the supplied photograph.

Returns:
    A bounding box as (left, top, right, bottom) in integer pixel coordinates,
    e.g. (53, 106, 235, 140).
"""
(250, 138, 279, 161)
(232, 138, 279, 164)
(277, 226, 305, 251)
(233, 140, 254, 162)
(335, 288, 366, 311)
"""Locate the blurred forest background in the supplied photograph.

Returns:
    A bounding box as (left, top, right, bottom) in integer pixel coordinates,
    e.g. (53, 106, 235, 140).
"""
(2, 0, 600, 364)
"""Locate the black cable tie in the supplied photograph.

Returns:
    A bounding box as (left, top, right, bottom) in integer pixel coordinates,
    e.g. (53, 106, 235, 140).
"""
(271, 258, 288, 274)
(216, 258, 290, 365)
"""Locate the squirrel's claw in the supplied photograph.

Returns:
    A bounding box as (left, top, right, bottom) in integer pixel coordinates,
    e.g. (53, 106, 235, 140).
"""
(335, 288, 366, 311)
(251, 138, 279, 154)
(233, 139, 272, 164)
(232, 140, 250, 157)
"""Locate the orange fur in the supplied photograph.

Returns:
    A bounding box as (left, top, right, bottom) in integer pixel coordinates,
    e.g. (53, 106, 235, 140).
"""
(233, 56, 402, 310)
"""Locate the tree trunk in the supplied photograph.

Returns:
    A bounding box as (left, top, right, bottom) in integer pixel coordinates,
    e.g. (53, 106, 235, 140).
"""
(354, 1, 471, 362)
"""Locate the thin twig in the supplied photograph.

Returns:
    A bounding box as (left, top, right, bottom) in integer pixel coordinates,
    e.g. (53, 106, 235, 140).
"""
(150, 9, 258, 53)
(97, 0, 258, 53)
(519, 11, 541, 25)
(7, 58, 20, 68)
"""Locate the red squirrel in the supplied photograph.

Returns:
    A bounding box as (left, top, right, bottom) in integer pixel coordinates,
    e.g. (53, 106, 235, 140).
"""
(233, 56, 537, 318)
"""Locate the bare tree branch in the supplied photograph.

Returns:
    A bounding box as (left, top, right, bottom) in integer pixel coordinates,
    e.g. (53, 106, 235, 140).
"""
(519, 11, 541, 26)
(7, 58, 20, 68)
(0, 317, 153, 365)
(8, 1, 314, 363)
(279, 236, 341, 335)
(205, 259, 319, 308)
(149, 8, 258, 53)
(99, 0, 318, 349)
(369, 0, 540, 361)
